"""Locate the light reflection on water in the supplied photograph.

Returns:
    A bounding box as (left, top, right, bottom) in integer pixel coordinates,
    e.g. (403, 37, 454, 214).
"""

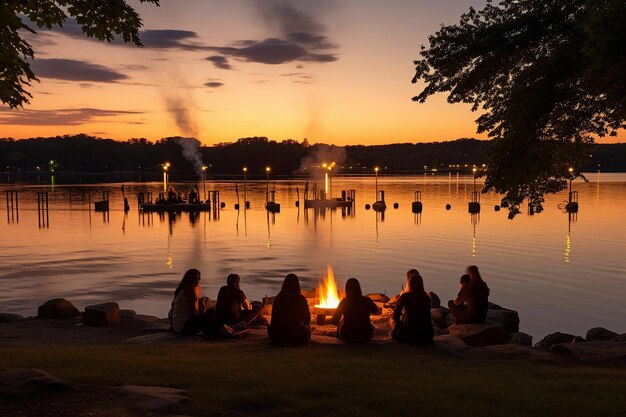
(1, 174, 625, 339)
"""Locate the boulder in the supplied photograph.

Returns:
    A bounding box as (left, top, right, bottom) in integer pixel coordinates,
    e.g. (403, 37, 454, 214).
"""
(37, 298, 80, 319)
(586, 327, 619, 341)
(117, 385, 188, 412)
(428, 291, 441, 308)
(367, 293, 390, 303)
(0, 369, 76, 398)
(535, 332, 585, 351)
(82, 302, 121, 326)
(120, 309, 137, 319)
(448, 322, 506, 347)
(431, 307, 449, 329)
(508, 332, 533, 346)
(0, 313, 23, 323)
(488, 301, 504, 310)
(486, 309, 520, 335)
(548, 341, 626, 365)
(612, 333, 626, 342)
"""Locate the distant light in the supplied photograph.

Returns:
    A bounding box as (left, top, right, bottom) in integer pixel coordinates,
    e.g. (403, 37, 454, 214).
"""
(374, 167, 379, 172)
(243, 167, 248, 172)
(201, 165, 207, 171)
(266, 166, 271, 173)
(568, 167, 574, 173)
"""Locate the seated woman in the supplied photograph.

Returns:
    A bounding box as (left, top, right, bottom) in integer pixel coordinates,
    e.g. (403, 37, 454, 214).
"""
(331, 278, 379, 343)
(447, 265, 490, 324)
(215, 274, 260, 334)
(268, 274, 311, 346)
(391, 273, 434, 345)
(169, 268, 212, 335)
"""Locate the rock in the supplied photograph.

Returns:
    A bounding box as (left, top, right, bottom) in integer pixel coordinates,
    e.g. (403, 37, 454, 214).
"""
(586, 327, 619, 341)
(486, 309, 520, 335)
(0, 313, 24, 323)
(82, 302, 121, 326)
(612, 333, 626, 342)
(250, 301, 263, 309)
(448, 322, 506, 347)
(535, 332, 585, 351)
(431, 307, 449, 329)
(428, 291, 441, 308)
(548, 341, 626, 365)
(508, 332, 533, 346)
(0, 369, 76, 398)
(37, 298, 80, 319)
(488, 301, 504, 310)
(367, 293, 390, 303)
(120, 309, 136, 319)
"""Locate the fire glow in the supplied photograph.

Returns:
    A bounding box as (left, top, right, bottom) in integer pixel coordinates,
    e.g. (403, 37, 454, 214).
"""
(314, 264, 341, 309)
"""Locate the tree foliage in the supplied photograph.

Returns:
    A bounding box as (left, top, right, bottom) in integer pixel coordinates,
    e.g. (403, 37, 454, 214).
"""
(0, 0, 159, 108)
(412, 0, 626, 217)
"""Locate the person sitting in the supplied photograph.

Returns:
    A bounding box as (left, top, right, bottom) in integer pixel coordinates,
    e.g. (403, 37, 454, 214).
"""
(169, 268, 213, 335)
(167, 187, 177, 203)
(188, 188, 198, 203)
(447, 265, 490, 324)
(403, 268, 419, 293)
(391, 273, 434, 345)
(268, 274, 311, 346)
(331, 278, 378, 343)
(215, 274, 260, 335)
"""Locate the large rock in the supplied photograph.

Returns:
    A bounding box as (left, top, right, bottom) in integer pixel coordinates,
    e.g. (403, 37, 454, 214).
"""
(82, 302, 121, 326)
(0, 313, 24, 323)
(486, 309, 520, 335)
(548, 341, 626, 366)
(508, 332, 533, 346)
(586, 327, 619, 341)
(535, 332, 585, 351)
(120, 309, 136, 319)
(613, 333, 626, 342)
(0, 369, 76, 398)
(428, 291, 441, 308)
(117, 385, 188, 412)
(448, 322, 506, 347)
(367, 293, 390, 303)
(37, 298, 80, 319)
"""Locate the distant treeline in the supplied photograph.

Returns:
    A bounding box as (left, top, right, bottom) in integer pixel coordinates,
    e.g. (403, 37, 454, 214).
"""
(0, 135, 624, 178)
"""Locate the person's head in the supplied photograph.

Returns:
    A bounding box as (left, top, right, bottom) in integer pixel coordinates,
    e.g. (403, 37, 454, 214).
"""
(226, 273, 240, 288)
(280, 273, 301, 295)
(345, 278, 362, 298)
(466, 265, 483, 286)
(406, 273, 425, 294)
(175, 268, 201, 295)
(406, 269, 419, 281)
(460, 274, 471, 287)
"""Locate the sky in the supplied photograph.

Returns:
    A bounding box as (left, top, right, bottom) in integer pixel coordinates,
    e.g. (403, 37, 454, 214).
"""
(1, 0, 623, 145)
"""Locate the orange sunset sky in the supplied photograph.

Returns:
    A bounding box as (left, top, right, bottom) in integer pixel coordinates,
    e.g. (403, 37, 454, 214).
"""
(1, 0, 624, 145)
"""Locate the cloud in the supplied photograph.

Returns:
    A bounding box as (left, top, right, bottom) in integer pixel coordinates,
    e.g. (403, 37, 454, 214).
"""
(0, 107, 143, 126)
(207, 55, 232, 70)
(204, 81, 224, 88)
(31, 59, 128, 82)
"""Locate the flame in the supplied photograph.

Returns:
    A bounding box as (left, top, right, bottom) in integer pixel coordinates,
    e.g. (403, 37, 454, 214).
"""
(315, 264, 341, 308)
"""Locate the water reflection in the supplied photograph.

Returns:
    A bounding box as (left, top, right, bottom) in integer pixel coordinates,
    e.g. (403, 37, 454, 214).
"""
(564, 211, 577, 263)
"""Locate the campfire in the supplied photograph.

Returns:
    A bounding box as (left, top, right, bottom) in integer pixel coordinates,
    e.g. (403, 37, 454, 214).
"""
(314, 264, 341, 309)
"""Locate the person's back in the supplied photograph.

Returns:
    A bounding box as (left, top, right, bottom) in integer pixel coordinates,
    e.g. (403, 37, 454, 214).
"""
(215, 283, 246, 325)
(469, 280, 489, 323)
(392, 274, 434, 344)
(332, 278, 378, 343)
(268, 274, 311, 345)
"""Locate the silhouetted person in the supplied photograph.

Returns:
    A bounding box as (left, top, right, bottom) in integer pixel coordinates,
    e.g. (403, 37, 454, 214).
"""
(403, 268, 419, 293)
(167, 187, 176, 203)
(391, 273, 434, 345)
(188, 188, 198, 203)
(331, 278, 378, 343)
(447, 266, 490, 324)
(268, 273, 311, 346)
(215, 274, 260, 334)
(169, 268, 213, 335)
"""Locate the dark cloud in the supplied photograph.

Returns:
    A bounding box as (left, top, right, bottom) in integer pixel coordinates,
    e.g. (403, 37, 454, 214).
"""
(0, 108, 143, 126)
(204, 81, 224, 88)
(31, 59, 128, 82)
(252, 0, 328, 35)
(207, 55, 232, 70)
(140, 29, 206, 50)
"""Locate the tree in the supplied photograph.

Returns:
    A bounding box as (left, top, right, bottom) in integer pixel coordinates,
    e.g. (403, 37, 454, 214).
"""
(0, 0, 159, 108)
(412, 0, 626, 217)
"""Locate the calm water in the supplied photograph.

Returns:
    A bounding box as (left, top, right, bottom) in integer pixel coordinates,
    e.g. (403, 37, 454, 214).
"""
(1, 174, 625, 339)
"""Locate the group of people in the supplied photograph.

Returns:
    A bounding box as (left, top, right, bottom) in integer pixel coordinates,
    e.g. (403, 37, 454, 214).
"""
(169, 265, 490, 346)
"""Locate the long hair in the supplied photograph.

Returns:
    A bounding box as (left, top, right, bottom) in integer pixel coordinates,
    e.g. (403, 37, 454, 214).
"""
(345, 278, 362, 298)
(466, 265, 484, 286)
(174, 268, 201, 296)
(227, 273, 240, 288)
(405, 273, 426, 296)
(279, 273, 301, 296)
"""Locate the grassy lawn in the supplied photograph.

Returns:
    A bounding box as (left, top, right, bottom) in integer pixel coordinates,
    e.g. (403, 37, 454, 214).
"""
(1, 342, 624, 417)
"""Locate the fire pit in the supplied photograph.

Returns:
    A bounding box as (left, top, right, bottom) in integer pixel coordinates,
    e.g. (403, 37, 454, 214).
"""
(311, 265, 341, 325)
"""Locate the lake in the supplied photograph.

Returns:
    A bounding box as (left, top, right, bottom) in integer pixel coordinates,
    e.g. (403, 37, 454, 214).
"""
(1, 173, 624, 339)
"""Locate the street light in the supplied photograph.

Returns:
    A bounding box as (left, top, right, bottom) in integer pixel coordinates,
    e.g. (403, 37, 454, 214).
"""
(243, 167, 248, 207)
(201, 165, 207, 202)
(568, 167, 574, 202)
(374, 167, 379, 200)
(472, 167, 477, 193)
(162, 162, 170, 192)
(265, 166, 271, 204)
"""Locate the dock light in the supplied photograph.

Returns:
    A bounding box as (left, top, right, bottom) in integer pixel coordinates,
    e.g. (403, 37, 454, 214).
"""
(322, 163, 328, 168)
(472, 167, 477, 192)
(374, 167, 379, 199)
(568, 167, 574, 199)
(201, 165, 208, 201)
(265, 166, 271, 203)
(162, 162, 170, 192)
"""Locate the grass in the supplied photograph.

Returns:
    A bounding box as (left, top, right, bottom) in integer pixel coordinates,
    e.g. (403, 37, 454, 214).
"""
(1, 342, 625, 417)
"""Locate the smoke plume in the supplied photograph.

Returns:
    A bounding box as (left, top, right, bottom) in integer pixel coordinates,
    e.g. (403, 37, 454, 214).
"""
(296, 144, 347, 176)
(175, 137, 205, 176)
